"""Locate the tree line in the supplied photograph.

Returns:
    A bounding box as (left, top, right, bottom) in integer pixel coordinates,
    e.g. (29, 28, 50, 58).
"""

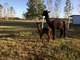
(0, 3, 15, 20)
(23, 0, 80, 20)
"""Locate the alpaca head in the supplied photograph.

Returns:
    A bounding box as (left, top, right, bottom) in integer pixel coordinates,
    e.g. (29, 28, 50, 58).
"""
(42, 10, 50, 16)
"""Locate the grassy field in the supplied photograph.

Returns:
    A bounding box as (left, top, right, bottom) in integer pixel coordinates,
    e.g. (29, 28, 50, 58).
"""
(0, 20, 80, 60)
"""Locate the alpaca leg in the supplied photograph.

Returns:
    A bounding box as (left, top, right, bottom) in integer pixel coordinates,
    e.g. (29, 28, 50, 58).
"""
(40, 33, 43, 42)
(60, 29, 63, 38)
(47, 31, 51, 42)
(64, 30, 66, 38)
(53, 28, 56, 40)
(63, 22, 67, 38)
(64, 28, 67, 38)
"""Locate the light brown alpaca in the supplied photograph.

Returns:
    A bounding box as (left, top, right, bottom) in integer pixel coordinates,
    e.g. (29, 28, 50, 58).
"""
(36, 22, 51, 42)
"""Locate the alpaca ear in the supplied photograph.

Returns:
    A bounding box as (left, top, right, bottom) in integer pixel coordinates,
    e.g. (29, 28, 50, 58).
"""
(48, 11, 50, 13)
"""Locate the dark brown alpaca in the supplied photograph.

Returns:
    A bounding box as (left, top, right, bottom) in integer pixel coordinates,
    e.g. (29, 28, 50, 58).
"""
(36, 22, 51, 42)
(42, 10, 67, 40)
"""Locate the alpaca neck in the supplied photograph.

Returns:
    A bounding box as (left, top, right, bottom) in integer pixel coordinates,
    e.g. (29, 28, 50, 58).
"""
(45, 14, 52, 27)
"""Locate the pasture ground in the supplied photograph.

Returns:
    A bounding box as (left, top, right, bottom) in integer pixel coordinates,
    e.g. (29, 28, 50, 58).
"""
(0, 20, 80, 60)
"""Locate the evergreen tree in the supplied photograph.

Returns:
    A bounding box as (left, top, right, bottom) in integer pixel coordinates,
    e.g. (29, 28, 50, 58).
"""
(23, 0, 46, 20)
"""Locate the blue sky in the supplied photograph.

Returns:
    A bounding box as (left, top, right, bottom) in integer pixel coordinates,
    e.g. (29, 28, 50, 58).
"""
(0, 0, 80, 18)
(0, 0, 27, 18)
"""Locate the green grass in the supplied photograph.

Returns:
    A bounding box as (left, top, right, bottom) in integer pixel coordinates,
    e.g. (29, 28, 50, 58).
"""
(0, 20, 80, 60)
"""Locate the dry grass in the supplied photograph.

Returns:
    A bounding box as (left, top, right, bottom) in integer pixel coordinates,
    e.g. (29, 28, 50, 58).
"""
(0, 20, 80, 60)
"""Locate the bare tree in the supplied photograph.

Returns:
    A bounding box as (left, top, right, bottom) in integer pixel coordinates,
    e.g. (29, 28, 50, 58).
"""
(3, 3, 16, 20)
(12, 10, 16, 20)
(78, 5, 80, 13)
(54, 0, 62, 18)
(47, 0, 52, 10)
(77, 0, 80, 13)
(9, 6, 16, 20)
(3, 3, 9, 20)
(47, 0, 54, 18)
(10, 6, 13, 17)
(64, 0, 73, 18)
(0, 4, 3, 18)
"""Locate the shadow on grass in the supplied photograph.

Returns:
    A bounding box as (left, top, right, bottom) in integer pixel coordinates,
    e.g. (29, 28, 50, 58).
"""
(68, 24, 80, 39)
(0, 21, 80, 39)
(0, 34, 16, 38)
(0, 21, 37, 28)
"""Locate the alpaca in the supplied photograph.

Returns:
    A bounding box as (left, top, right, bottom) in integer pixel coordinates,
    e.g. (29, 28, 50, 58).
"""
(36, 22, 51, 42)
(42, 10, 67, 40)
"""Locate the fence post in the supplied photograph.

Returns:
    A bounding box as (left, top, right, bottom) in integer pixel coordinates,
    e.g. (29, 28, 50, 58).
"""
(68, 17, 70, 29)
(42, 16, 45, 28)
